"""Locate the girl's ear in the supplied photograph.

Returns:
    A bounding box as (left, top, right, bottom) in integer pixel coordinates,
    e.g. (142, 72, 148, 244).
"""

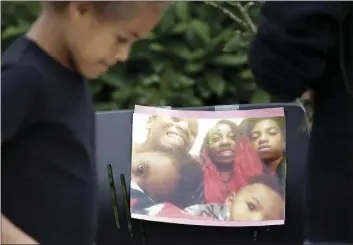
(67, 2, 90, 19)
(145, 115, 157, 139)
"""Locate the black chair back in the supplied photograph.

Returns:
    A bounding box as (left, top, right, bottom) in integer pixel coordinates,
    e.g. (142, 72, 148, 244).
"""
(95, 103, 310, 245)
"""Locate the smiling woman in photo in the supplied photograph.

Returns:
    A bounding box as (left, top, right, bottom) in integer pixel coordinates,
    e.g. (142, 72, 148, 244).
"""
(134, 115, 199, 155)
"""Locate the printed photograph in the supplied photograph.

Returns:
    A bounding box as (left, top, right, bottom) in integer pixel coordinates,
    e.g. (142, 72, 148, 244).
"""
(130, 105, 286, 227)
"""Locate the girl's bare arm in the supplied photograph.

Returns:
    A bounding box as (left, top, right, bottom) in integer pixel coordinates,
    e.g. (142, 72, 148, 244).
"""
(2, 214, 38, 244)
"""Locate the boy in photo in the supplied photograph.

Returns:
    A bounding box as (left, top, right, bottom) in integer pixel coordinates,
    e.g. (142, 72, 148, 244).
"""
(229, 175, 284, 221)
(184, 174, 284, 222)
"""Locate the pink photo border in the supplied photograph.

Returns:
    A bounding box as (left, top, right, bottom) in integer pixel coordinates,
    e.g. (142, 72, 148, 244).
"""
(131, 213, 284, 227)
(134, 105, 284, 119)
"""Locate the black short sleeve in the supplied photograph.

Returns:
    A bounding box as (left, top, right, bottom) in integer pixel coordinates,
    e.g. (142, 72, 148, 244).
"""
(1, 66, 42, 142)
(2, 36, 97, 245)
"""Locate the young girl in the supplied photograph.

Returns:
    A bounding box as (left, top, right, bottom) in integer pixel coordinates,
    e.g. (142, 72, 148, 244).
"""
(1, 2, 169, 244)
(244, 117, 287, 188)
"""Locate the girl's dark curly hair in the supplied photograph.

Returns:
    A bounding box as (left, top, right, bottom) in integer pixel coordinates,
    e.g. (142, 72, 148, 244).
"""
(248, 174, 284, 199)
(241, 117, 285, 141)
(169, 153, 204, 208)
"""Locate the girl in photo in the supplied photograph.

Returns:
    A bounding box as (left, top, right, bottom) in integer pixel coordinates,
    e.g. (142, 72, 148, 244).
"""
(244, 117, 286, 187)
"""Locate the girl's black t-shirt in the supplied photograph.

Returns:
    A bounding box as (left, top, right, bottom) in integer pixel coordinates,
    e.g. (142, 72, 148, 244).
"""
(1, 36, 98, 245)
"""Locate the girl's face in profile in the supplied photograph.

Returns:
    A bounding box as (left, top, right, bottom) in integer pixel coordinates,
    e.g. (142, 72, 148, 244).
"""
(131, 151, 180, 201)
(63, 3, 163, 79)
(250, 119, 283, 161)
(230, 183, 284, 221)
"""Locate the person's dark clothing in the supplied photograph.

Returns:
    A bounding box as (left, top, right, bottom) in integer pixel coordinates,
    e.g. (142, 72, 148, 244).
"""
(1, 36, 98, 245)
(275, 158, 286, 188)
(130, 182, 157, 213)
(172, 156, 204, 208)
(263, 157, 287, 192)
(249, 2, 353, 243)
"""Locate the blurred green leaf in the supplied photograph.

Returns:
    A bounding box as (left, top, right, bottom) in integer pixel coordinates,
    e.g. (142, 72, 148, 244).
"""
(142, 74, 160, 86)
(158, 7, 176, 33)
(174, 2, 190, 21)
(239, 69, 254, 80)
(2, 25, 29, 39)
(205, 71, 226, 96)
(239, 32, 254, 47)
(251, 90, 271, 103)
(223, 31, 241, 52)
(192, 20, 211, 44)
(100, 72, 125, 88)
(166, 43, 191, 59)
(149, 42, 165, 52)
(185, 62, 204, 73)
(94, 102, 117, 111)
(212, 53, 248, 66)
(90, 84, 103, 95)
(171, 23, 190, 34)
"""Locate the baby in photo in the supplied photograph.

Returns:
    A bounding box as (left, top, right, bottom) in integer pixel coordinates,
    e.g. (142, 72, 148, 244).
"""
(229, 174, 284, 221)
(184, 174, 284, 222)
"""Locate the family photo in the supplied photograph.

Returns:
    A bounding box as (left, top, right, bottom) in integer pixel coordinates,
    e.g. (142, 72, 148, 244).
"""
(2, 1, 352, 244)
(130, 106, 286, 226)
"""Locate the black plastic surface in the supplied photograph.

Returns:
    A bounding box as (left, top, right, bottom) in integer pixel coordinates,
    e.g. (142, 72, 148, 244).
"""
(95, 103, 310, 245)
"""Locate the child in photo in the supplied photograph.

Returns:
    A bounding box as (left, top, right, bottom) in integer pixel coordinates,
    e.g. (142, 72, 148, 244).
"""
(242, 117, 287, 187)
(183, 174, 284, 222)
(229, 174, 284, 221)
(131, 151, 181, 212)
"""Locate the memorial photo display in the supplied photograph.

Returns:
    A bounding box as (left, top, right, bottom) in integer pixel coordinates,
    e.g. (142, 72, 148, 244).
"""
(130, 105, 286, 227)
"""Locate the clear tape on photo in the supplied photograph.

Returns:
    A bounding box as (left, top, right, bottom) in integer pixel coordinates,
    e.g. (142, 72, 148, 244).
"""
(215, 104, 240, 111)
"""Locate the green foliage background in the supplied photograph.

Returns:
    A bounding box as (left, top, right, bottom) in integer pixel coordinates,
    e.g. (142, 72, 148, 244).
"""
(1, 1, 277, 111)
